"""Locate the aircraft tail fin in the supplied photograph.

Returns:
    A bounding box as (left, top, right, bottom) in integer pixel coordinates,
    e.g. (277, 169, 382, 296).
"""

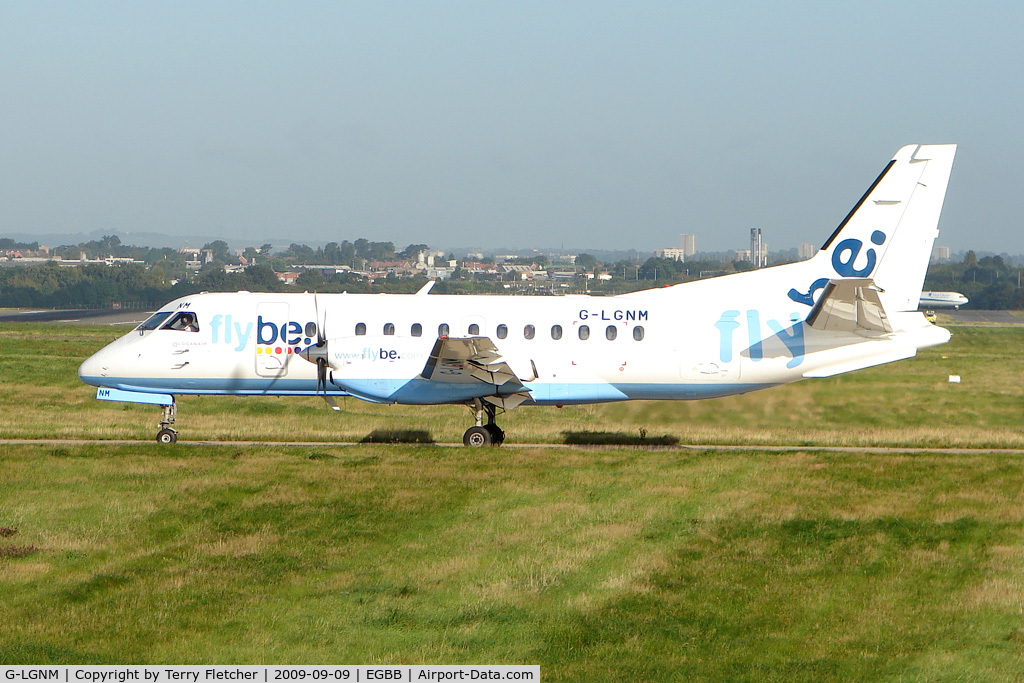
(810, 144, 956, 312)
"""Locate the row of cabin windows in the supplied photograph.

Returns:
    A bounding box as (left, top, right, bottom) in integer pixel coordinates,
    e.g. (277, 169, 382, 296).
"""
(354, 322, 644, 341)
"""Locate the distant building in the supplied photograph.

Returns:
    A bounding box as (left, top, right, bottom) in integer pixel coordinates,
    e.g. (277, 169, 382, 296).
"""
(654, 248, 687, 262)
(416, 250, 446, 268)
(178, 247, 211, 270)
(798, 242, 818, 260)
(656, 234, 696, 262)
(500, 264, 535, 279)
(749, 228, 767, 268)
(425, 268, 453, 280)
(931, 245, 952, 262)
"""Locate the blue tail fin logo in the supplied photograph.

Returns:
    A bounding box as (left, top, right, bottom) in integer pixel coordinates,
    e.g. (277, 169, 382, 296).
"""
(788, 229, 887, 306)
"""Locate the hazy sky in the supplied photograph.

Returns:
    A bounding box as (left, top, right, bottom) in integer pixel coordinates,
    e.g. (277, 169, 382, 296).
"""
(1, 1, 1021, 254)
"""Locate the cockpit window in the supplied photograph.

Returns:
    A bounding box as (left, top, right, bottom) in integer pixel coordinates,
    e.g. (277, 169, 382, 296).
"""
(162, 312, 200, 332)
(137, 311, 172, 331)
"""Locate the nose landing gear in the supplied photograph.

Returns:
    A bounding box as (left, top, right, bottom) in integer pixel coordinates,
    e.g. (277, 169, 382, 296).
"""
(463, 399, 505, 447)
(156, 402, 178, 444)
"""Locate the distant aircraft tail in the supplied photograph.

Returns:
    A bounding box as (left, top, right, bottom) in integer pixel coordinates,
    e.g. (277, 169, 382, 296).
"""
(797, 143, 957, 312)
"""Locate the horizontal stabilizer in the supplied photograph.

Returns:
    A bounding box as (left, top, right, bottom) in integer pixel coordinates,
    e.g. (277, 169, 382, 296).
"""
(806, 278, 892, 334)
(802, 347, 916, 378)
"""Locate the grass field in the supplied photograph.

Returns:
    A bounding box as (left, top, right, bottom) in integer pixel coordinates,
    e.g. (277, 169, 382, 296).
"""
(2, 321, 1024, 679)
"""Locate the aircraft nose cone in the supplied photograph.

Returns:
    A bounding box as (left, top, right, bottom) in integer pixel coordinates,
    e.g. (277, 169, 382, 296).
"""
(77, 339, 119, 385)
(78, 349, 112, 386)
(299, 341, 328, 365)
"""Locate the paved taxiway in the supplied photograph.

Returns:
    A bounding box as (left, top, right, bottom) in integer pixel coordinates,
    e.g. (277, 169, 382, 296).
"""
(3, 438, 1024, 454)
(944, 309, 1023, 324)
(0, 308, 149, 325)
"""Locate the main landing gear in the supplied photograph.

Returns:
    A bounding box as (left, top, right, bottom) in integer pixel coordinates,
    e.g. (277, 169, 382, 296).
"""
(463, 399, 505, 447)
(156, 401, 178, 444)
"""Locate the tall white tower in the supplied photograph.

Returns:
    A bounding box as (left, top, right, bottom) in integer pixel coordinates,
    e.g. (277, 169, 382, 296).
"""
(750, 228, 766, 268)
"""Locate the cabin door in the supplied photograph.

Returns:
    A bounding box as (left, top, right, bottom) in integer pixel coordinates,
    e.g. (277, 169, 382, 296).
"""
(255, 302, 291, 378)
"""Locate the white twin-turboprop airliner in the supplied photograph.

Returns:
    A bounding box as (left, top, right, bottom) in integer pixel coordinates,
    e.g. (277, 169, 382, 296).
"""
(79, 144, 957, 446)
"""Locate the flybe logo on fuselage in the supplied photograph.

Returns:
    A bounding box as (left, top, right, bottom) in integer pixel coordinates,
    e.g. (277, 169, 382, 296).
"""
(209, 314, 316, 352)
(715, 310, 805, 369)
(788, 230, 887, 306)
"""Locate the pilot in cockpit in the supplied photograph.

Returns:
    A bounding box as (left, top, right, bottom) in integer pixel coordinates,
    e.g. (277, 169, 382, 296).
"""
(167, 312, 199, 332)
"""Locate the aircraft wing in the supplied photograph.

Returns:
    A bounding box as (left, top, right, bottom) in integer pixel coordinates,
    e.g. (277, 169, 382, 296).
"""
(805, 278, 893, 335)
(420, 336, 532, 408)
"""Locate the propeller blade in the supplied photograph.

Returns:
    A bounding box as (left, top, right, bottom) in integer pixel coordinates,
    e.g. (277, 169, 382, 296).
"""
(315, 293, 325, 344)
(305, 293, 333, 406)
(317, 357, 327, 395)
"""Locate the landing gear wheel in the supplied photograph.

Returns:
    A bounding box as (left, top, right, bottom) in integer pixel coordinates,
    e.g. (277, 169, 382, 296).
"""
(156, 401, 178, 444)
(157, 428, 178, 444)
(485, 423, 505, 446)
(463, 426, 493, 447)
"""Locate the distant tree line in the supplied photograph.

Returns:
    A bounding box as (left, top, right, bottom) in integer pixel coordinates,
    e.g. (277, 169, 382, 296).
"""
(2, 234, 1022, 309)
(268, 240, 428, 267)
(0, 238, 41, 252)
(0, 258, 440, 308)
(0, 262, 170, 308)
(923, 251, 1024, 309)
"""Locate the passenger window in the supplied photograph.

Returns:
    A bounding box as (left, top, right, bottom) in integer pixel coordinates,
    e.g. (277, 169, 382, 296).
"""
(606, 325, 617, 340)
(578, 325, 590, 340)
(383, 323, 395, 335)
(411, 323, 422, 337)
(438, 323, 450, 337)
(468, 323, 480, 335)
(551, 325, 562, 340)
(497, 324, 508, 339)
(633, 326, 645, 341)
(355, 322, 366, 336)
(304, 322, 317, 337)
(138, 311, 172, 331)
(524, 324, 535, 340)
(163, 312, 199, 332)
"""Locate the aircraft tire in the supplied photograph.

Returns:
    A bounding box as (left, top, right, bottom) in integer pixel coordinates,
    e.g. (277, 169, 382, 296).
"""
(157, 428, 178, 444)
(463, 426, 493, 447)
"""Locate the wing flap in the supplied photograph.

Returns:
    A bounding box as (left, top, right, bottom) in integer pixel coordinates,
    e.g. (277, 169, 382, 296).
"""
(806, 278, 893, 334)
(421, 336, 530, 397)
(483, 392, 532, 410)
(468, 360, 517, 386)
